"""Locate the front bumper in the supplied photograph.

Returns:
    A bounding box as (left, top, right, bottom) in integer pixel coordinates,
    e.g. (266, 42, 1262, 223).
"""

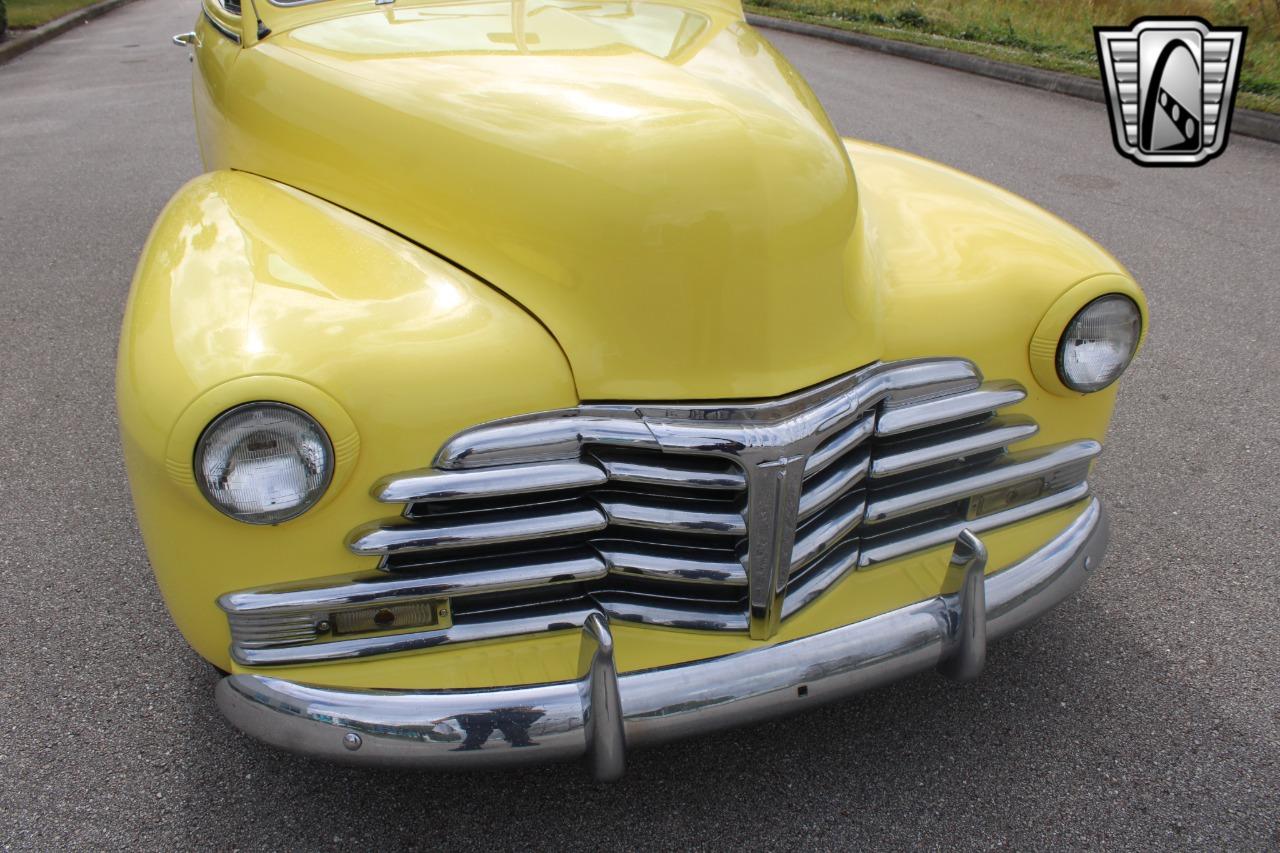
(217, 498, 1107, 779)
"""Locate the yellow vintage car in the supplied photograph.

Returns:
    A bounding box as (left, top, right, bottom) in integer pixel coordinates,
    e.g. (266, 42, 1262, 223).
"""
(119, 0, 1147, 779)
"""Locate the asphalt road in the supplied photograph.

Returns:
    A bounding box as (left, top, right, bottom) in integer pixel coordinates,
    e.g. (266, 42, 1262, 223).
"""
(1, 1, 1278, 849)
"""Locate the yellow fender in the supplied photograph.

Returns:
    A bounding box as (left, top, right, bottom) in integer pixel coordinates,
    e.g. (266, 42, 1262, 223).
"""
(117, 170, 578, 668)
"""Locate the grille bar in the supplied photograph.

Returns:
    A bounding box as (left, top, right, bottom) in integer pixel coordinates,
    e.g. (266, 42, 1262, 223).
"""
(797, 449, 869, 520)
(349, 501, 608, 556)
(870, 415, 1039, 479)
(860, 481, 1091, 567)
(374, 461, 607, 503)
(791, 492, 866, 573)
(593, 592, 749, 632)
(595, 495, 746, 536)
(590, 449, 746, 491)
(596, 541, 748, 585)
(221, 548, 607, 616)
(876, 381, 1026, 436)
(804, 414, 875, 477)
(783, 540, 861, 619)
(864, 440, 1100, 526)
(231, 602, 600, 666)
(437, 415, 658, 469)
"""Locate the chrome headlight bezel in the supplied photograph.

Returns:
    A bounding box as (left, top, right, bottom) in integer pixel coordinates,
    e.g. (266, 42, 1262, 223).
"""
(1055, 294, 1142, 393)
(194, 401, 335, 525)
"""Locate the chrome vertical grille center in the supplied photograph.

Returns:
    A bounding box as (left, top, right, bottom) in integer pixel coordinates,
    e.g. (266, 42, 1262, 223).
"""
(222, 358, 1102, 664)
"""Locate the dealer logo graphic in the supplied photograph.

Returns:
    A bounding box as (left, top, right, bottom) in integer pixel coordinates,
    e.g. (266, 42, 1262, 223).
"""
(1095, 18, 1247, 166)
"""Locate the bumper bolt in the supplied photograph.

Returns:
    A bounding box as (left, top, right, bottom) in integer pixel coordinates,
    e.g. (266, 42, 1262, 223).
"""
(342, 732, 362, 751)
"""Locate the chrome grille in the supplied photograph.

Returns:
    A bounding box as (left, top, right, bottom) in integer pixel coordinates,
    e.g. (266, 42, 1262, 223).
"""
(222, 358, 1101, 664)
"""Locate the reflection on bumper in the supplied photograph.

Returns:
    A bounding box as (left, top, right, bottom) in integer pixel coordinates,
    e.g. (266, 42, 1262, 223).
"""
(216, 499, 1107, 779)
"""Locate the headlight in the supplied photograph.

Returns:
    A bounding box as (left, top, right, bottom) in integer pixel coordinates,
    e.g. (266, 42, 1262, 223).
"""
(1057, 294, 1142, 392)
(195, 402, 334, 524)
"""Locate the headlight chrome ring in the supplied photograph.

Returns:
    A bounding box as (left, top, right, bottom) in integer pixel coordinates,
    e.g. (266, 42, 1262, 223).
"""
(1056, 294, 1142, 393)
(194, 402, 335, 525)
(1028, 274, 1147, 397)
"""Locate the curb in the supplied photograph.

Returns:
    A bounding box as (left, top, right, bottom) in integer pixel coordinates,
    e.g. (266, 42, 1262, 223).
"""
(0, 0, 146, 67)
(748, 13, 1280, 146)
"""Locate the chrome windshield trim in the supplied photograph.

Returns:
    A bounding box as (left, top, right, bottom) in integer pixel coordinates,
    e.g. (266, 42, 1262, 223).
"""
(202, 9, 241, 43)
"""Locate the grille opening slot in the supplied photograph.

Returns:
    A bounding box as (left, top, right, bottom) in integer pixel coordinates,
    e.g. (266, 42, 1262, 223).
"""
(382, 535, 599, 571)
(590, 481, 747, 506)
(449, 582, 592, 618)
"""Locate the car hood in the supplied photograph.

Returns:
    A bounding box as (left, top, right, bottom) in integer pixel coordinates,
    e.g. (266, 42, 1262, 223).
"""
(217, 0, 877, 399)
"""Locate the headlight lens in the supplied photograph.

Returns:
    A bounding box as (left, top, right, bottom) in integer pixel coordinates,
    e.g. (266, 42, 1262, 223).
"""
(1057, 294, 1142, 392)
(195, 402, 333, 524)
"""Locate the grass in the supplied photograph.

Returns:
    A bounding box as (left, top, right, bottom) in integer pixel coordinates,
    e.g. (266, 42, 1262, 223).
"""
(746, 0, 1280, 114)
(6, 0, 106, 29)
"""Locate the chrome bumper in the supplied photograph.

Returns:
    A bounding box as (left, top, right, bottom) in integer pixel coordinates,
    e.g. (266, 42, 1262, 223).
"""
(217, 499, 1107, 779)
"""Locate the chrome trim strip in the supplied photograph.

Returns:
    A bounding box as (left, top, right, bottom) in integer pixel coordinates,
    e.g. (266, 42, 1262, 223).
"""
(433, 360, 981, 471)
(595, 495, 746, 536)
(804, 413, 874, 477)
(375, 461, 607, 504)
(796, 449, 868, 520)
(879, 360, 982, 406)
(859, 482, 1091, 567)
(220, 550, 606, 616)
(596, 542, 747, 586)
(870, 416, 1039, 479)
(217, 499, 1106, 776)
(348, 502, 608, 557)
(782, 540, 860, 619)
(875, 381, 1026, 437)
(437, 415, 659, 469)
(202, 9, 240, 43)
(231, 603, 598, 667)
(590, 449, 746, 491)
(863, 440, 1100, 525)
(593, 592, 749, 632)
(790, 492, 866, 572)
